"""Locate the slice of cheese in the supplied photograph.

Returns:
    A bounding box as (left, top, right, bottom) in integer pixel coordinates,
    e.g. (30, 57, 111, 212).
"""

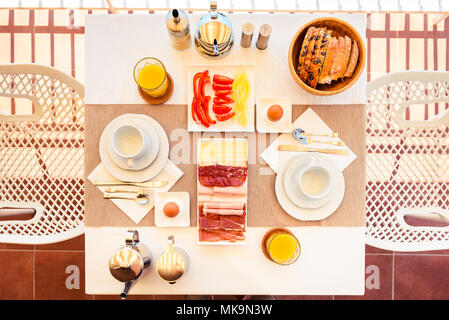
(198, 139, 248, 165)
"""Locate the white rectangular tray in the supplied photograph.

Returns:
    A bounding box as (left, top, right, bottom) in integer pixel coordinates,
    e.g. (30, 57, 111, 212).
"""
(187, 65, 255, 132)
(197, 138, 248, 245)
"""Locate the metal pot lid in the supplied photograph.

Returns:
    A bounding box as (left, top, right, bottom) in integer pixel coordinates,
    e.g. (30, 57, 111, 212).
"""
(109, 247, 144, 283)
(194, 0, 233, 57)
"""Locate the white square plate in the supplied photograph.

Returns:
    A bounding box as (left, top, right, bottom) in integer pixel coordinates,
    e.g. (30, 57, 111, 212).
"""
(256, 97, 292, 133)
(187, 65, 255, 132)
(155, 192, 190, 227)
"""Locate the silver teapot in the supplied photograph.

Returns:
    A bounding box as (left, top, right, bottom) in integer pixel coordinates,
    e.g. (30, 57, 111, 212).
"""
(108, 230, 152, 299)
(194, 0, 233, 58)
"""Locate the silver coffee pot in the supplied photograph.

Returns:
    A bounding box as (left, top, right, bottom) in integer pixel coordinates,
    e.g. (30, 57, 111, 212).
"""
(156, 235, 189, 284)
(108, 230, 152, 299)
(194, 0, 233, 58)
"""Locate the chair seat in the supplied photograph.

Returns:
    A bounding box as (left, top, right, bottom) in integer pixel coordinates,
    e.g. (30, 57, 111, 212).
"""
(0, 64, 85, 244)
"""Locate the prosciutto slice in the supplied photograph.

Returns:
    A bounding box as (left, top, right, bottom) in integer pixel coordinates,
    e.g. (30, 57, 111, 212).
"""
(198, 214, 220, 229)
(220, 215, 246, 230)
(199, 229, 245, 242)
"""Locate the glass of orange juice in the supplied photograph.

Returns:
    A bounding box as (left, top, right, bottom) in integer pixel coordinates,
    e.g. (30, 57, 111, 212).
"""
(262, 228, 301, 265)
(133, 57, 169, 98)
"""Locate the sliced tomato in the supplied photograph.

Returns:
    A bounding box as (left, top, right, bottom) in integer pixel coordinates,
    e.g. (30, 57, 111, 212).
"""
(213, 74, 233, 85)
(215, 112, 235, 122)
(212, 83, 232, 91)
(214, 90, 233, 97)
(213, 104, 232, 115)
(202, 96, 216, 125)
(213, 96, 234, 105)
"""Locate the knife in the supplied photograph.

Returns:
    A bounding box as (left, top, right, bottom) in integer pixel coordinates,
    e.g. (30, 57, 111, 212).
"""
(94, 180, 169, 188)
(278, 144, 348, 155)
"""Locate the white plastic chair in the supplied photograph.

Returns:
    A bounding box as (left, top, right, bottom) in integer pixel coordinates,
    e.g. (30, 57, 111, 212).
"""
(0, 64, 85, 244)
(366, 71, 449, 252)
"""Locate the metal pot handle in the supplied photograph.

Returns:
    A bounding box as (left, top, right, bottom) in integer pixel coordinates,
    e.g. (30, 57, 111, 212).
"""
(125, 229, 139, 247)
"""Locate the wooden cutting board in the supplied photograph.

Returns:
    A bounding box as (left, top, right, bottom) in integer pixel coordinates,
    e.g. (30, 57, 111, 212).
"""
(84, 104, 365, 228)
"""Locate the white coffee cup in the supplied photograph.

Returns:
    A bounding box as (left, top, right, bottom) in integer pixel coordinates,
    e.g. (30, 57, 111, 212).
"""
(111, 124, 150, 168)
(297, 159, 333, 200)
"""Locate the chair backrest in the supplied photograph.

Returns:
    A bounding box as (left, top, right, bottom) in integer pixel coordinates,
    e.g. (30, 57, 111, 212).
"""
(0, 64, 85, 244)
(366, 71, 449, 251)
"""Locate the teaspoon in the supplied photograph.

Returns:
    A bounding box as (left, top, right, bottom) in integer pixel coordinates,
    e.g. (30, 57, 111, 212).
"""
(104, 193, 150, 206)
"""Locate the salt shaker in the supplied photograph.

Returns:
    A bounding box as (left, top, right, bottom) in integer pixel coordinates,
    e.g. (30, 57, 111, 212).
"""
(166, 9, 191, 50)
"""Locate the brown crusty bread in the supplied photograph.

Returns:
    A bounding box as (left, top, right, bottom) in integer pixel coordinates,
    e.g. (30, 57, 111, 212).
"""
(328, 37, 346, 81)
(344, 40, 359, 78)
(336, 36, 352, 79)
(297, 26, 315, 71)
(299, 28, 321, 82)
(318, 36, 337, 84)
(308, 29, 332, 88)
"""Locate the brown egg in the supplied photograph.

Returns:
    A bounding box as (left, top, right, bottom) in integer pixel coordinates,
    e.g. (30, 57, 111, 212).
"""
(267, 104, 284, 122)
(163, 201, 180, 218)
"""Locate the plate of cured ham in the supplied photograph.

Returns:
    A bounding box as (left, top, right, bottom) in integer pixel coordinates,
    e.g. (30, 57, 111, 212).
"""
(197, 138, 248, 244)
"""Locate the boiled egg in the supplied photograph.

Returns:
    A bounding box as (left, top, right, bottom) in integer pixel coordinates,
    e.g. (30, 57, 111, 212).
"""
(266, 104, 284, 122)
(163, 201, 180, 218)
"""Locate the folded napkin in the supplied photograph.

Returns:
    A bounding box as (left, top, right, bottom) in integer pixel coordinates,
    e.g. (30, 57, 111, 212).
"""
(87, 160, 184, 224)
(261, 108, 357, 173)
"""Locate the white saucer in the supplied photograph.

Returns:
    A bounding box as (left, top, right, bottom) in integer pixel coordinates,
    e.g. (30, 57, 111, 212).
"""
(155, 192, 190, 227)
(275, 154, 345, 221)
(99, 114, 169, 182)
(283, 155, 336, 209)
(106, 117, 159, 171)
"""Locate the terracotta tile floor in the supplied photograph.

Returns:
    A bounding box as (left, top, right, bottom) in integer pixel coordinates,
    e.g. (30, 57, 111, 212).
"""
(0, 9, 448, 300)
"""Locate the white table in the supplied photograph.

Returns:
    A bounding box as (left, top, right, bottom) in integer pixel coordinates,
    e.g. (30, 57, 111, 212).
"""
(86, 226, 365, 295)
(85, 12, 366, 105)
(84, 12, 366, 296)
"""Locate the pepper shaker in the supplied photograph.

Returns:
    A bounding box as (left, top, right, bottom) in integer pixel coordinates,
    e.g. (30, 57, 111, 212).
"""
(240, 23, 254, 48)
(256, 24, 272, 50)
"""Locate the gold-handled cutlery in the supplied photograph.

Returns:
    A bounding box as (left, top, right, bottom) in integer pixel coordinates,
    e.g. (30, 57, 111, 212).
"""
(278, 144, 349, 155)
(103, 193, 151, 206)
(104, 188, 151, 194)
(95, 180, 168, 188)
(292, 128, 339, 139)
(295, 136, 345, 146)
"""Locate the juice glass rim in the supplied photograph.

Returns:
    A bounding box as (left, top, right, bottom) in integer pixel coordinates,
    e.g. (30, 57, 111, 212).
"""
(133, 57, 167, 91)
(267, 230, 301, 265)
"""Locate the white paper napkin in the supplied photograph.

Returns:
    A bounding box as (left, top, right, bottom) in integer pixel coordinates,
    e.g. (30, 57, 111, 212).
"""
(261, 108, 357, 173)
(87, 160, 184, 224)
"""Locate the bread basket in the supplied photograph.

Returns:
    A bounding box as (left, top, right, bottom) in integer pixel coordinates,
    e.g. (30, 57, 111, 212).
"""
(288, 17, 366, 96)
